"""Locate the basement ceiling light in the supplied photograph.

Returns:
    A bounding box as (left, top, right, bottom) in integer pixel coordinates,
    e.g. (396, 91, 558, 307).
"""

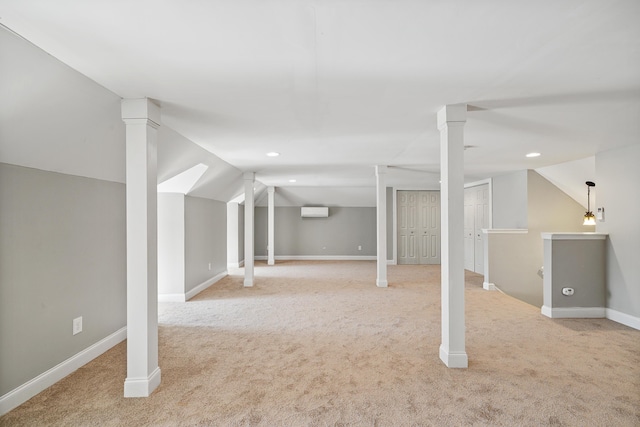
(289, 179, 297, 183)
(526, 152, 541, 158)
(266, 152, 280, 157)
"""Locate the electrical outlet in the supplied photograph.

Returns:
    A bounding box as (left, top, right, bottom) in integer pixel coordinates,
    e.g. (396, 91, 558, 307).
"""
(562, 288, 574, 296)
(73, 317, 83, 335)
(208, 262, 212, 271)
(358, 245, 362, 251)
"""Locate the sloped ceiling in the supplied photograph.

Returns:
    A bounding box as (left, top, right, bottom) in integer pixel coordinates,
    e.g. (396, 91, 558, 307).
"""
(536, 156, 596, 209)
(1, 1, 639, 206)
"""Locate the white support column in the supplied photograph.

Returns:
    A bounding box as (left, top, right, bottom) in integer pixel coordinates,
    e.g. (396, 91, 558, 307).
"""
(376, 165, 388, 287)
(121, 98, 162, 396)
(437, 104, 468, 368)
(267, 186, 275, 266)
(244, 172, 255, 287)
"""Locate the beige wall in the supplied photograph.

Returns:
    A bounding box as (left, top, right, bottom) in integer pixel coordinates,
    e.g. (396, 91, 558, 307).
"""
(486, 170, 588, 307)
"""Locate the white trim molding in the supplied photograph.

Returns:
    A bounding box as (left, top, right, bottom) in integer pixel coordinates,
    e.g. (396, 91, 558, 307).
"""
(439, 345, 468, 369)
(541, 232, 608, 241)
(227, 260, 244, 269)
(606, 308, 640, 330)
(124, 367, 161, 398)
(0, 327, 127, 416)
(541, 306, 606, 318)
(482, 228, 528, 234)
(483, 282, 496, 291)
(254, 255, 377, 261)
(158, 270, 227, 302)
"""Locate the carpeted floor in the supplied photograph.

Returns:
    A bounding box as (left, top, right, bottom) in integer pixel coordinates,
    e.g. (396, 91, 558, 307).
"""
(1, 260, 638, 426)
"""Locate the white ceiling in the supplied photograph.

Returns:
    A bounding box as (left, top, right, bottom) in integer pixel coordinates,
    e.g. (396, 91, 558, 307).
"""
(1, 0, 639, 203)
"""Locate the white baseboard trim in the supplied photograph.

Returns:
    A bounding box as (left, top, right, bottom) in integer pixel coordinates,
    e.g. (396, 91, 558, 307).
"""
(0, 326, 127, 416)
(227, 260, 244, 268)
(439, 345, 468, 368)
(254, 255, 377, 261)
(541, 306, 605, 319)
(606, 308, 640, 330)
(387, 259, 396, 265)
(185, 270, 227, 301)
(124, 367, 161, 398)
(158, 271, 228, 303)
(483, 282, 496, 291)
(157, 293, 188, 303)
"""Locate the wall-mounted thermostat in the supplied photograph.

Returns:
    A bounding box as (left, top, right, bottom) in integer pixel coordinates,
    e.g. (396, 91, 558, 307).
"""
(597, 207, 605, 222)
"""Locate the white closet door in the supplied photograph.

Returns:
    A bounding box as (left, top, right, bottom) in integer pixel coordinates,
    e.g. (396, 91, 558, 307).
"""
(398, 191, 418, 264)
(463, 184, 490, 273)
(399, 190, 441, 265)
(474, 185, 490, 274)
(419, 191, 441, 264)
(464, 189, 475, 271)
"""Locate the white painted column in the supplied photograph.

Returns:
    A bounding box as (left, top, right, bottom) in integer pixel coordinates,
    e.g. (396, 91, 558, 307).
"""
(376, 165, 388, 287)
(227, 202, 241, 269)
(267, 186, 275, 266)
(121, 98, 162, 396)
(437, 104, 468, 368)
(244, 172, 255, 287)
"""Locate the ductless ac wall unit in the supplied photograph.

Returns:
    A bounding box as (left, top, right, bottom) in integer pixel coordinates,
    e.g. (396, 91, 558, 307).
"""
(301, 207, 329, 218)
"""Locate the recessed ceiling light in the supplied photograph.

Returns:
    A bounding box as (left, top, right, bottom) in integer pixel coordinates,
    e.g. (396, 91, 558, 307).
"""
(266, 152, 280, 157)
(526, 152, 541, 158)
(289, 179, 297, 183)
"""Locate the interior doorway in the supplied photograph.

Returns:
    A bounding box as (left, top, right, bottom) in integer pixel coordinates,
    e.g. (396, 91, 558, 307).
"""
(397, 191, 441, 265)
(464, 184, 490, 274)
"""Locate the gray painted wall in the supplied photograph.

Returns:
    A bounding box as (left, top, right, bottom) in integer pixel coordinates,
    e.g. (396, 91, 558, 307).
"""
(492, 170, 528, 228)
(0, 163, 126, 395)
(185, 196, 227, 292)
(545, 239, 606, 309)
(255, 207, 376, 256)
(596, 144, 640, 318)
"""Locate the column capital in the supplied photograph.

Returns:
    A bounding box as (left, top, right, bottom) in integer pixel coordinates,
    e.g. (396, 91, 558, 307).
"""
(437, 104, 467, 130)
(243, 172, 255, 181)
(267, 186, 275, 194)
(121, 98, 161, 128)
(375, 165, 388, 176)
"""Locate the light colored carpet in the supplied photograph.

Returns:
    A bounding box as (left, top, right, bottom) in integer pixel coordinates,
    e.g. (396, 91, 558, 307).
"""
(1, 261, 638, 426)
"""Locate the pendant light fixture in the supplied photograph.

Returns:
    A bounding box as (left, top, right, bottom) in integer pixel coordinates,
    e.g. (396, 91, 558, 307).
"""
(583, 181, 596, 226)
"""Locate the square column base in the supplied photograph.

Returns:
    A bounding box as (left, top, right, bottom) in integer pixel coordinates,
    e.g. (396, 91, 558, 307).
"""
(124, 367, 161, 397)
(439, 345, 468, 368)
(376, 280, 388, 288)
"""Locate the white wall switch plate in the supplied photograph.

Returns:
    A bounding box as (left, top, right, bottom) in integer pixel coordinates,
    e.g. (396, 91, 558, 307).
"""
(73, 317, 83, 335)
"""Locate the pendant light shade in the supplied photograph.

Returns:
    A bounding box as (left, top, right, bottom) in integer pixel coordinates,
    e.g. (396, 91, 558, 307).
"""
(583, 181, 596, 226)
